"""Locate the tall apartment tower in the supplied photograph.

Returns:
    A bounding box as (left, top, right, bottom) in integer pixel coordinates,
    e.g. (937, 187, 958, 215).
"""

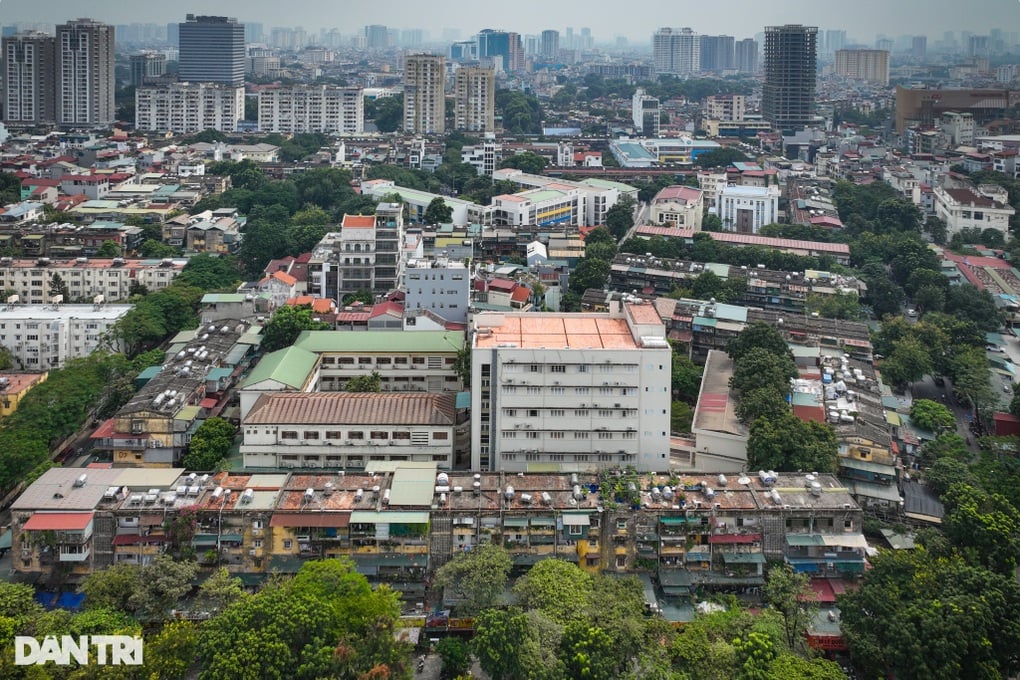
(762, 25, 818, 132)
(403, 54, 446, 135)
(834, 49, 890, 86)
(700, 35, 735, 71)
(178, 15, 245, 86)
(56, 19, 116, 127)
(632, 87, 661, 136)
(454, 66, 495, 133)
(2, 31, 56, 125)
(735, 38, 759, 73)
(540, 30, 560, 59)
(365, 25, 389, 50)
(129, 52, 167, 87)
(653, 27, 700, 75)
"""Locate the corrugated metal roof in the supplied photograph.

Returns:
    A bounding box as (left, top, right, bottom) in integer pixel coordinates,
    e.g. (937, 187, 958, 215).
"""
(22, 512, 93, 531)
(294, 330, 464, 353)
(245, 392, 456, 426)
(389, 464, 438, 507)
(241, 346, 318, 390)
(349, 511, 429, 524)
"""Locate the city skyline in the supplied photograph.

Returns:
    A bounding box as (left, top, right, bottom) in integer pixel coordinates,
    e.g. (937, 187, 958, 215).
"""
(2, 0, 1018, 44)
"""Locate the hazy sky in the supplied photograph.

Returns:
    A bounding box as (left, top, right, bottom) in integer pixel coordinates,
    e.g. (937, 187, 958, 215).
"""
(3, 0, 1018, 42)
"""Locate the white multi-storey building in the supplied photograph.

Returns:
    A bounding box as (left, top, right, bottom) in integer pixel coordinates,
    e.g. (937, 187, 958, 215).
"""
(404, 259, 471, 325)
(135, 82, 245, 134)
(0, 303, 131, 370)
(461, 139, 502, 176)
(0, 257, 186, 304)
(717, 184, 780, 233)
(653, 27, 700, 75)
(241, 392, 458, 469)
(934, 184, 1015, 238)
(258, 85, 364, 134)
(632, 88, 661, 136)
(471, 302, 672, 472)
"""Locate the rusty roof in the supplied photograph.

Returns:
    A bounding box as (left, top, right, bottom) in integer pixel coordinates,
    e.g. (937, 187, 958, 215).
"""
(245, 392, 456, 426)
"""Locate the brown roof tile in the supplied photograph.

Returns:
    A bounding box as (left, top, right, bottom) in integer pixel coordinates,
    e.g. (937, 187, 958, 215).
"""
(246, 392, 456, 426)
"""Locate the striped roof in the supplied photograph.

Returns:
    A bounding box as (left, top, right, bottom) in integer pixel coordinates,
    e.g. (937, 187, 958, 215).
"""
(245, 392, 456, 426)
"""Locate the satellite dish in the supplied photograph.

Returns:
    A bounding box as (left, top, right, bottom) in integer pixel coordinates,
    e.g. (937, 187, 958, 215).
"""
(737, 476, 751, 486)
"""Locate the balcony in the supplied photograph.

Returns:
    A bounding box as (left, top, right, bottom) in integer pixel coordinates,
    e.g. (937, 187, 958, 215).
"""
(58, 546, 91, 562)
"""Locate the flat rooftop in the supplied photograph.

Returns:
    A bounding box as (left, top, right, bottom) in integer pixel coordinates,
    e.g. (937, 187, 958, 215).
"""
(692, 350, 747, 437)
(475, 313, 639, 350)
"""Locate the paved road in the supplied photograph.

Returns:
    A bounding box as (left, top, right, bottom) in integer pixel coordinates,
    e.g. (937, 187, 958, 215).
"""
(623, 202, 649, 243)
(909, 376, 979, 453)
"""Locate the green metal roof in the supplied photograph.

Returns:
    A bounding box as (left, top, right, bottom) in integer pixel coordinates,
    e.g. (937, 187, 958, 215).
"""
(202, 293, 247, 303)
(786, 534, 825, 546)
(503, 517, 529, 527)
(294, 330, 465, 354)
(241, 346, 319, 390)
(389, 464, 437, 507)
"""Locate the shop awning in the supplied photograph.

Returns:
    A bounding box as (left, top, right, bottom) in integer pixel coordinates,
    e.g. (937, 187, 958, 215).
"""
(660, 516, 690, 525)
(502, 517, 529, 527)
(561, 513, 591, 526)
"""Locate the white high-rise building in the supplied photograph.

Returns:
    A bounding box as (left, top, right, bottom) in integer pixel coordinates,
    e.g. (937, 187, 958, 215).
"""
(471, 303, 672, 472)
(653, 27, 700, 75)
(403, 54, 446, 135)
(718, 184, 780, 234)
(135, 82, 244, 133)
(632, 87, 661, 136)
(56, 19, 116, 127)
(0, 304, 132, 370)
(258, 85, 364, 134)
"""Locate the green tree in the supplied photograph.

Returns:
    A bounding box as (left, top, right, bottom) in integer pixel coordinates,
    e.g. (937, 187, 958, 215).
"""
(138, 239, 181, 259)
(729, 348, 797, 395)
(183, 417, 236, 470)
(0, 170, 21, 205)
(424, 196, 454, 224)
(694, 147, 749, 168)
(726, 322, 791, 363)
(805, 291, 860, 320)
(433, 543, 512, 615)
(49, 273, 71, 302)
(498, 151, 548, 175)
(345, 371, 382, 392)
(735, 387, 789, 424)
(96, 240, 122, 257)
(604, 197, 636, 240)
(198, 567, 249, 612)
(880, 337, 932, 388)
(838, 549, 1020, 680)
(568, 257, 611, 294)
(748, 413, 838, 472)
(909, 399, 955, 432)
(671, 352, 703, 403)
(261, 305, 333, 353)
(369, 93, 403, 132)
(945, 284, 1004, 332)
(762, 564, 814, 651)
(473, 609, 543, 680)
(702, 214, 723, 232)
(435, 637, 470, 679)
(671, 401, 694, 433)
(513, 559, 593, 625)
(559, 623, 617, 680)
(142, 619, 200, 680)
(942, 483, 1020, 574)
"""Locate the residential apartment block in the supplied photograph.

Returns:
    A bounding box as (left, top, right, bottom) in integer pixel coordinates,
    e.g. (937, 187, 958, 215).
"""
(135, 83, 245, 134)
(258, 85, 365, 134)
(0, 372, 48, 419)
(653, 27, 700, 75)
(0, 302, 131, 370)
(9, 466, 866, 599)
(403, 54, 446, 135)
(56, 19, 116, 127)
(307, 204, 404, 302)
(404, 259, 471, 324)
(2, 32, 57, 125)
(93, 320, 260, 466)
(834, 49, 890, 86)
(0, 257, 186, 304)
(471, 303, 672, 472)
(453, 67, 495, 133)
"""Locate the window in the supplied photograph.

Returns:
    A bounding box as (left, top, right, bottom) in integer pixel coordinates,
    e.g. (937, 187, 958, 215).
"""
(525, 431, 539, 439)
(370, 431, 388, 440)
(529, 364, 541, 373)
(550, 431, 564, 439)
(550, 409, 565, 417)
(393, 431, 410, 440)
(252, 539, 263, 548)
(550, 364, 565, 373)
(348, 431, 364, 439)
(281, 431, 298, 440)
(575, 432, 589, 439)
(326, 431, 342, 439)
(577, 365, 589, 373)
(433, 432, 448, 440)
(283, 539, 293, 550)
(527, 409, 538, 417)
(303, 431, 320, 440)
(568, 525, 583, 536)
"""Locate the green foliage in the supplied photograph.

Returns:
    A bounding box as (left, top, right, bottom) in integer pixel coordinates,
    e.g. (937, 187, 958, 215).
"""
(762, 565, 814, 651)
(559, 623, 617, 680)
(96, 240, 122, 257)
(693, 147, 749, 168)
(433, 543, 512, 615)
(499, 151, 549, 175)
(838, 548, 1020, 680)
(79, 555, 197, 623)
(183, 417, 236, 471)
(177, 253, 242, 290)
(261, 305, 333, 353)
(909, 399, 955, 432)
(729, 347, 796, 396)
(879, 336, 932, 388)
(671, 352, 703, 403)
(424, 196, 454, 225)
(345, 370, 382, 392)
(513, 559, 593, 625)
(366, 93, 403, 132)
(496, 90, 543, 134)
(944, 284, 1004, 332)
(804, 290, 860, 320)
(138, 238, 181, 258)
(726, 322, 792, 364)
(604, 196, 636, 241)
(473, 609, 543, 680)
(436, 637, 470, 679)
(197, 558, 407, 680)
(0, 170, 22, 205)
(748, 413, 838, 473)
(942, 483, 1020, 574)
(568, 258, 610, 295)
(198, 567, 249, 612)
(671, 400, 694, 433)
(735, 387, 789, 425)
(113, 283, 203, 356)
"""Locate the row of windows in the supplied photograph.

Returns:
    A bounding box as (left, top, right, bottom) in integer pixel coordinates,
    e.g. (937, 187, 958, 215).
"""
(502, 386, 640, 396)
(503, 408, 636, 418)
(268, 430, 449, 441)
(505, 363, 640, 374)
(503, 431, 638, 440)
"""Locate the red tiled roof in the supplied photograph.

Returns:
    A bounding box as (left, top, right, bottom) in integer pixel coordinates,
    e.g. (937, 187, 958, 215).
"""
(488, 278, 516, 292)
(510, 287, 530, 303)
(652, 185, 702, 204)
(271, 270, 297, 286)
(22, 512, 93, 531)
(342, 214, 376, 228)
(200, 398, 218, 409)
(368, 301, 403, 318)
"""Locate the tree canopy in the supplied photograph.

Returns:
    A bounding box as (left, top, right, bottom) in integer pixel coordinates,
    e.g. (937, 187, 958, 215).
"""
(261, 305, 333, 353)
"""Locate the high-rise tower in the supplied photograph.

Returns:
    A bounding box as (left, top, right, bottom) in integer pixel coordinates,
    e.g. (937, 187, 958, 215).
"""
(762, 25, 817, 132)
(2, 31, 56, 125)
(178, 15, 245, 86)
(454, 66, 494, 133)
(56, 18, 115, 127)
(403, 54, 446, 135)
